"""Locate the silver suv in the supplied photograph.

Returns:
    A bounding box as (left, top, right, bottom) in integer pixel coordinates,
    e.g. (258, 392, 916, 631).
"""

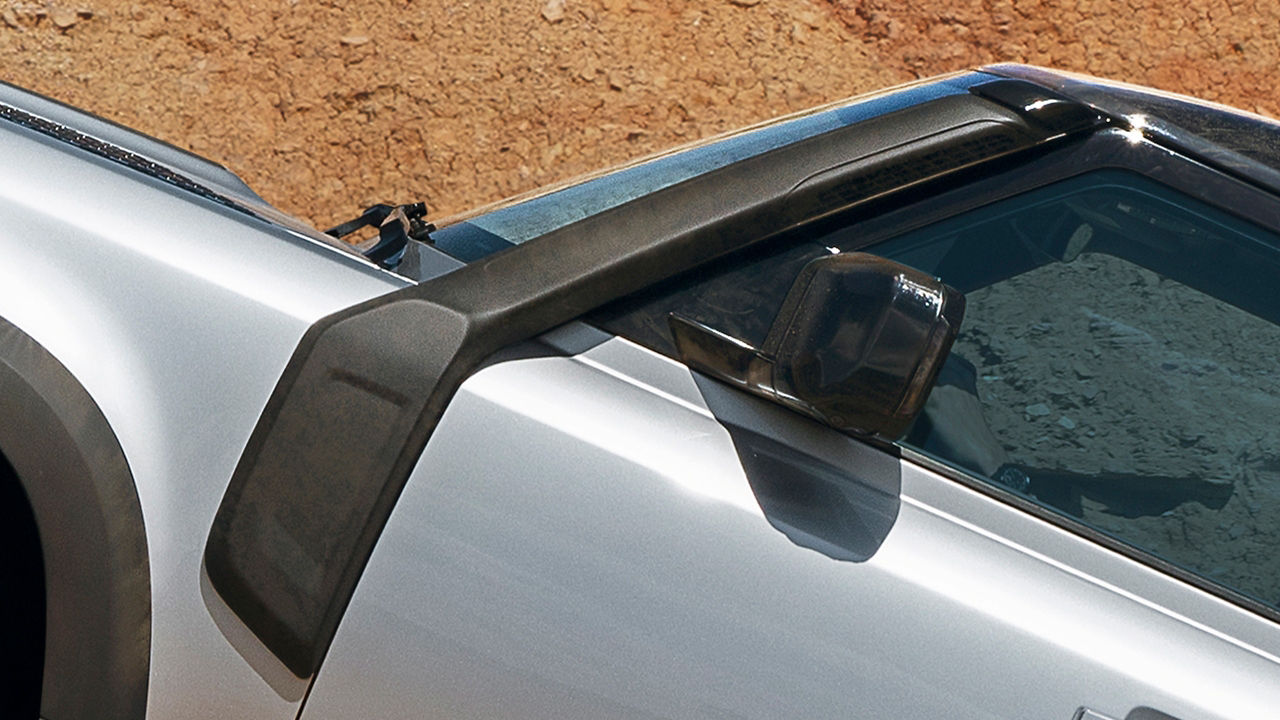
(3, 65, 1279, 719)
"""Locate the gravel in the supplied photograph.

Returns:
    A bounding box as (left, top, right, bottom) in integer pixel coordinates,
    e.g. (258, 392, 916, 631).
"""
(2, 1, 1276, 229)
(955, 251, 1280, 607)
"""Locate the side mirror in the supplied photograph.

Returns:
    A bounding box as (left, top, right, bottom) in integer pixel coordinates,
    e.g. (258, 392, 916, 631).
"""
(670, 252, 965, 440)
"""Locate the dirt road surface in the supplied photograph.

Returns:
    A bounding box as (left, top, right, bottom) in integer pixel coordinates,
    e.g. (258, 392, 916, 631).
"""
(2, 1, 1277, 228)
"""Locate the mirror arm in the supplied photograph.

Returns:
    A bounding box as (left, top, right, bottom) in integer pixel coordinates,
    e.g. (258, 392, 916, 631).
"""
(669, 314, 778, 398)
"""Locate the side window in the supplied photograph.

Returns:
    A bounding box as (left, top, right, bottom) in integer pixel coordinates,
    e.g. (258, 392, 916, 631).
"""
(593, 168, 1280, 615)
(877, 169, 1280, 613)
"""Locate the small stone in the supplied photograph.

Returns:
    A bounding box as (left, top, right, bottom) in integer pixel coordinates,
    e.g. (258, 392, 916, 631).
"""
(729, 0, 762, 6)
(50, 7, 77, 28)
(578, 55, 599, 81)
(1102, 458, 1136, 475)
(1044, 384, 1071, 399)
(340, 34, 370, 46)
(1173, 429, 1202, 447)
(793, 9, 821, 28)
(541, 0, 566, 23)
(1072, 361, 1095, 379)
(1057, 416, 1077, 430)
(1025, 403, 1051, 417)
(1003, 340, 1029, 362)
(2, 8, 19, 28)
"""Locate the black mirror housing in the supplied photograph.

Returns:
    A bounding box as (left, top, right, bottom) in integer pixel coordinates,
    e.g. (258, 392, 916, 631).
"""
(671, 252, 964, 440)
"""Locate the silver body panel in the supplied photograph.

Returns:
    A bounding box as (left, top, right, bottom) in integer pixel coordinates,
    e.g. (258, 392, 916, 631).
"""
(3, 65, 1280, 718)
(0, 115, 408, 716)
(0, 80, 370, 252)
(304, 333, 1280, 720)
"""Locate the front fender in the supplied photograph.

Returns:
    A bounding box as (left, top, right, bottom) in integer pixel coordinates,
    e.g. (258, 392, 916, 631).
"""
(0, 316, 149, 720)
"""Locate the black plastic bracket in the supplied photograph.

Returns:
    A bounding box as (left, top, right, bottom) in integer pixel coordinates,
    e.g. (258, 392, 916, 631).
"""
(325, 202, 435, 267)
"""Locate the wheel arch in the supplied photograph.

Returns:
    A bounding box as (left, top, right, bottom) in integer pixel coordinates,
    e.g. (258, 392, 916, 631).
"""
(0, 315, 150, 719)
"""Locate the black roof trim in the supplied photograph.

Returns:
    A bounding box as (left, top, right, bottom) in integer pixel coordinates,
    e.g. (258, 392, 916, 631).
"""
(204, 83, 1104, 678)
(982, 63, 1280, 197)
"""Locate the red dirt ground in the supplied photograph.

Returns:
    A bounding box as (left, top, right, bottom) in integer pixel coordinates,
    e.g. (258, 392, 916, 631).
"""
(3, 1, 1277, 228)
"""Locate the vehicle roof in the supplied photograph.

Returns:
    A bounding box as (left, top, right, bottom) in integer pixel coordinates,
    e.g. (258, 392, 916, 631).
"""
(985, 64, 1280, 194)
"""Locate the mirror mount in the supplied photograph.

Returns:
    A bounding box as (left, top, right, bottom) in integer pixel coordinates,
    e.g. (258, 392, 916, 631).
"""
(671, 252, 965, 441)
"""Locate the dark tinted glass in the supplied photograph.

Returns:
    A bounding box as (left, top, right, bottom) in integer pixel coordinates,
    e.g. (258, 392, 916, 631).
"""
(596, 168, 1280, 613)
